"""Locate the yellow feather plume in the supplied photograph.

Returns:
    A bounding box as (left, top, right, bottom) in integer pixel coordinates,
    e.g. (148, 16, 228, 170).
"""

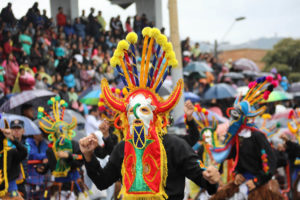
(142, 27, 152, 37)
(117, 40, 129, 50)
(113, 49, 124, 58)
(156, 34, 168, 46)
(166, 51, 176, 60)
(163, 42, 173, 52)
(110, 56, 121, 67)
(169, 59, 178, 67)
(126, 32, 138, 44)
(150, 28, 161, 38)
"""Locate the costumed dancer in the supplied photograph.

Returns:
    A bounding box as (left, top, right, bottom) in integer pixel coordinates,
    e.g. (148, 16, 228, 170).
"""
(0, 116, 28, 200)
(79, 27, 221, 199)
(7, 120, 29, 199)
(185, 104, 221, 200)
(259, 113, 290, 199)
(210, 76, 283, 200)
(283, 109, 300, 199)
(37, 96, 89, 200)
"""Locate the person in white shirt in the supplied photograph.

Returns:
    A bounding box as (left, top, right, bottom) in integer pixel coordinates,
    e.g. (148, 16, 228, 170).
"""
(85, 106, 102, 135)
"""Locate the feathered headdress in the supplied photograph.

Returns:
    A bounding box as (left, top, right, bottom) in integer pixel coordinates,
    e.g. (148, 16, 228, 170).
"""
(101, 27, 183, 200)
(37, 96, 77, 177)
(211, 76, 278, 163)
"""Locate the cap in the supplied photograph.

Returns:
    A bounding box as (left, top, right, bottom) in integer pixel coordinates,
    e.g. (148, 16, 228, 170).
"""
(10, 119, 24, 129)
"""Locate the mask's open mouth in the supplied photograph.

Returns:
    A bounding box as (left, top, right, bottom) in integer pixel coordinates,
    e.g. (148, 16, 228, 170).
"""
(133, 119, 143, 126)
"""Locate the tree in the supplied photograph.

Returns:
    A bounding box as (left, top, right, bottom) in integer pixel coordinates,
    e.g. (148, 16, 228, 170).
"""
(263, 38, 300, 81)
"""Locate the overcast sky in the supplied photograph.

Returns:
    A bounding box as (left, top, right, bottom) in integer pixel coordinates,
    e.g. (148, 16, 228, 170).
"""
(1, 0, 299, 44)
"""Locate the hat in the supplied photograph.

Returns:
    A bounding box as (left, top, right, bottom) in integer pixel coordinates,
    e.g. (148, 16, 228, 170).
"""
(10, 119, 24, 129)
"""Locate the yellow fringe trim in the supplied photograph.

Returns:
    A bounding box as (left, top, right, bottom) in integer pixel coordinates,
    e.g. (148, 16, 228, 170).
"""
(0, 139, 9, 197)
(16, 164, 25, 184)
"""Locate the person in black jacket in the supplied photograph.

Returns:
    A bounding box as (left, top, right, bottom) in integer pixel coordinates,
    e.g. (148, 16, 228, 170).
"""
(0, 121, 27, 199)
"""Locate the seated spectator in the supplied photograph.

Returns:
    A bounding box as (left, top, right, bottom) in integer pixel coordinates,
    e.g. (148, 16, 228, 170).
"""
(12, 61, 35, 92)
(59, 83, 70, 103)
(68, 87, 78, 104)
(35, 73, 47, 90)
(63, 71, 76, 88)
(104, 65, 115, 82)
(95, 66, 105, 84)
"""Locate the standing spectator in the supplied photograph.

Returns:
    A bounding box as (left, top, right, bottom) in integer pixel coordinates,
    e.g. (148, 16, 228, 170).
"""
(19, 29, 33, 56)
(85, 106, 102, 135)
(133, 15, 142, 37)
(74, 17, 85, 39)
(141, 13, 148, 28)
(0, 3, 16, 26)
(64, 20, 75, 37)
(181, 37, 191, 52)
(97, 11, 106, 31)
(191, 42, 201, 59)
(125, 17, 133, 33)
(88, 7, 95, 23)
(26, 133, 49, 200)
(56, 7, 66, 27)
(42, 9, 50, 28)
(26, 2, 39, 24)
(34, 10, 44, 28)
(80, 10, 88, 25)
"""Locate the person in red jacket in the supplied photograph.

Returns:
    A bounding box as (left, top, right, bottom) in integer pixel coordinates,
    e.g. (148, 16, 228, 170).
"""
(56, 7, 66, 27)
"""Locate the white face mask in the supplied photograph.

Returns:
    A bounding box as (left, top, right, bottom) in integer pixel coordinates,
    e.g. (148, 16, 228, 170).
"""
(203, 129, 212, 145)
(127, 94, 156, 137)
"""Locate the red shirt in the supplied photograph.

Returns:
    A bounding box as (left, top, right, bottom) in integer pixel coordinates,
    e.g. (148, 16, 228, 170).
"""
(56, 13, 66, 26)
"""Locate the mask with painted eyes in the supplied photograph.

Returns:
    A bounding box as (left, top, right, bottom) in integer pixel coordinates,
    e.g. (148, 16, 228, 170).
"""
(127, 94, 156, 148)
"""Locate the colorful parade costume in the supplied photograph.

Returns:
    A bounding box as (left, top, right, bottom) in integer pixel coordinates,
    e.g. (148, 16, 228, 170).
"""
(38, 97, 88, 200)
(0, 116, 27, 200)
(286, 109, 300, 199)
(84, 27, 218, 200)
(210, 76, 283, 200)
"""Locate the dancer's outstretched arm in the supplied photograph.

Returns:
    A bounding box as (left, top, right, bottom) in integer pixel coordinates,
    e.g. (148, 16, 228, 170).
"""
(80, 134, 123, 190)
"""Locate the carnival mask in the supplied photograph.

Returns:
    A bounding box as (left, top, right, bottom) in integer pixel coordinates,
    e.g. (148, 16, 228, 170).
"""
(211, 76, 278, 163)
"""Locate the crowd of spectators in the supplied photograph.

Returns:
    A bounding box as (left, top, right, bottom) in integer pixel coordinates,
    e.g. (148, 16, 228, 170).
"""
(0, 2, 160, 110)
(0, 2, 283, 116)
